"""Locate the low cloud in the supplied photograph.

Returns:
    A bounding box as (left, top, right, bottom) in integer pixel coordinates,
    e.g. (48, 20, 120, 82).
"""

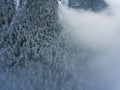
(58, 0, 120, 90)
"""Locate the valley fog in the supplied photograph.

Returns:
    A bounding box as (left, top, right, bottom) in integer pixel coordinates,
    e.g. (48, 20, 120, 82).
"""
(58, 0, 120, 90)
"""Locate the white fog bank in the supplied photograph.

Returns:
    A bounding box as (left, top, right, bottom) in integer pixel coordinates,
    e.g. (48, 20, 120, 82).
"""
(58, 0, 120, 90)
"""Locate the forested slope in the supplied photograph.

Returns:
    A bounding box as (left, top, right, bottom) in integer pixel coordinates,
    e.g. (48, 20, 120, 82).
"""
(0, 0, 108, 90)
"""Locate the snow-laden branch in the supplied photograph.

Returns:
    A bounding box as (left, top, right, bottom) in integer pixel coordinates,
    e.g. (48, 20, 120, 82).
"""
(14, 0, 20, 10)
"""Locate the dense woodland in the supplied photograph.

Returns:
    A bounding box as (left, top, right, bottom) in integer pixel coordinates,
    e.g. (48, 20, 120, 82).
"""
(0, 0, 107, 90)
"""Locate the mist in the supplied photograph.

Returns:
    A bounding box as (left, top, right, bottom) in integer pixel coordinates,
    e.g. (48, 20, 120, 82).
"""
(58, 0, 120, 90)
